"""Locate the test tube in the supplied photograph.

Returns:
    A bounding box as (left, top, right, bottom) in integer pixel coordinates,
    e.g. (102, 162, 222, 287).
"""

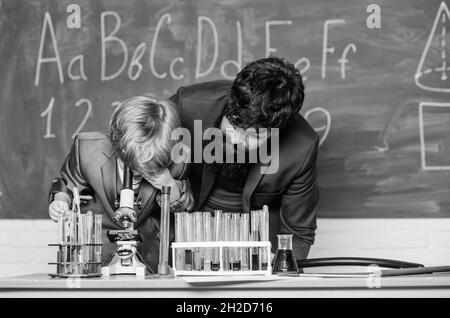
(250, 210, 259, 270)
(260, 205, 269, 270)
(211, 211, 222, 271)
(63, 212, 71, 275)
(184, 213, 194, 271)
(174, 212, 186, 270)
(240, 213, 250, 271)
(69, 211, 77, 274)
(158, 186, 171, 275)
(231, 213, 240, 271)
(78, 214, 86, 274)
(83, 214, 89, 273)
(56, 214, 64, 274)
(223, 213, 231, 271)
(86, 211, 93, 273)
(193, 211, 204, 271)
(57, 214, 64, 245)
(94, 214, 102, 274)
(203, 212, 212, 271)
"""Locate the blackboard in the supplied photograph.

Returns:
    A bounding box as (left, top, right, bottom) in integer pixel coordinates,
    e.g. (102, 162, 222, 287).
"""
(0, 0, 449, 218)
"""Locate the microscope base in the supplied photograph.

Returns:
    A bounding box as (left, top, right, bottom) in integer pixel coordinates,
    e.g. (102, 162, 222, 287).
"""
(101, 254, 146, 277)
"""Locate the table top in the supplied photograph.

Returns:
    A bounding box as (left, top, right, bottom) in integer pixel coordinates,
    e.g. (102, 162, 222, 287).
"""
(1, 273, 450, 297)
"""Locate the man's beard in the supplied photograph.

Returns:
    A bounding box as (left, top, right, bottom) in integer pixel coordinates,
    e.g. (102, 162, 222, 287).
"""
(212, 138, 252, 180)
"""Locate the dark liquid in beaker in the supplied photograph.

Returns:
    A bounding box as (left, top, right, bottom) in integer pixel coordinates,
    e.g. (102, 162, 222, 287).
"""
(211, 263, 220, 271)
(232, 262, 240, 271)
(184, 250, 193, 271)
(251, 254, 259, 270)
(272, 250, 298, 274)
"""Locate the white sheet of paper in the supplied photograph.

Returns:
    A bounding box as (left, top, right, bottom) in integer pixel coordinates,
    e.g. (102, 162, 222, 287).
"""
(181, 275, 284, 285)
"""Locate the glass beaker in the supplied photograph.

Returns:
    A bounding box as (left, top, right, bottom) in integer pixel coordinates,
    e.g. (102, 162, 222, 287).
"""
(272, 234, 298, 274)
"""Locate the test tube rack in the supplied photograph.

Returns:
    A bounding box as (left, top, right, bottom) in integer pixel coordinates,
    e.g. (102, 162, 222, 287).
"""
(171, 241, 272, 276)
(48, 243, 102, 278)
(49, 210, 103, 278)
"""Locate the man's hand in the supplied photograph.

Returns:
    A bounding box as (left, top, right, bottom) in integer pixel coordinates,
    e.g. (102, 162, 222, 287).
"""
(49, 200, 69, 221)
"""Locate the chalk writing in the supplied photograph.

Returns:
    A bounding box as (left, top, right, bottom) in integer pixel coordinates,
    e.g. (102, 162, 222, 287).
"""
(265, 20, 292, 58)
(35, 11, 361, 87)
(304, 107, 331, 147)
(40, 97, 56, 139)
(339, 44, 357, 79)
(418, 102, 450, 170)
(101, 11, 128, 81)
(33, 10, 365, 145)
(35, 12, 64, 86)
(415, 2, 450, 92)
(128, 43, 146, 81)
(295, 57, 310, 81)
(196, 16, 219, 79)
(72, 99, 93, 139)
(67, 55, 87, 81)
(221, 21, 242, 80)
(150, 13, 171, 79)
(322, 19, 345, 79)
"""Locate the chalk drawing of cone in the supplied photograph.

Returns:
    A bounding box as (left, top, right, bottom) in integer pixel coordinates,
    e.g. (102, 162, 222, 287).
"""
(415, 2, 450, 92)
(415, 2, 450, 171)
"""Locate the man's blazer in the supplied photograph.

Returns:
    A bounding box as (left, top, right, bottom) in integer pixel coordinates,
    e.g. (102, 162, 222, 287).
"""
(169, 80, 319, 258)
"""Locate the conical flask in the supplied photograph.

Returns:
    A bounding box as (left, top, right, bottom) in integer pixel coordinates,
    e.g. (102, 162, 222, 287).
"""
(272, 234, 298, 274)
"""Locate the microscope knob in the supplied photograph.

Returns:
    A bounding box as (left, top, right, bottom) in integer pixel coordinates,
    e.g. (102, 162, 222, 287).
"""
(135, 199, 142, 210)
(129, 210, 137, 223)
(112, 210, 123, 223)
(114, 198, 120, 210)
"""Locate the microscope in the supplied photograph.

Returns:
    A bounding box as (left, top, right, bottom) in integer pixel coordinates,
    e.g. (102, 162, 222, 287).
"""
(101, 166, 147, 277)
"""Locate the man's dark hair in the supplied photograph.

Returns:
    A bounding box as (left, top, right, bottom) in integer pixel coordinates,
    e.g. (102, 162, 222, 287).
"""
(223, 56, 305, 129)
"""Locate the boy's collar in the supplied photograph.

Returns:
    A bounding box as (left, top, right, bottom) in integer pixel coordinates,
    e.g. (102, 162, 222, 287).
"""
(103, 139, 116, 158)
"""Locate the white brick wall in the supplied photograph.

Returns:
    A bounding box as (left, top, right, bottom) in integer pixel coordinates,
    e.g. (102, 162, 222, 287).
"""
(0, 218, 450, 278)
(0, 220, 55, 278)
(309, 219, 450, 265)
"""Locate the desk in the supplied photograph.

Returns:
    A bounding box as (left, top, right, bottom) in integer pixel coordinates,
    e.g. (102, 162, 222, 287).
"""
(1, 273, 450, 297)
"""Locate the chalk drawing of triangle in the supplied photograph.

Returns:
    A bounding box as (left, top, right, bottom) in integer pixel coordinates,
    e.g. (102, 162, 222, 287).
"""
(415, 2, 450, 93)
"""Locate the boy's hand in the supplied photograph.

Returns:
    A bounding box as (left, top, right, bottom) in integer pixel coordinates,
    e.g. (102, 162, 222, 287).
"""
(49, 200, 69, 221)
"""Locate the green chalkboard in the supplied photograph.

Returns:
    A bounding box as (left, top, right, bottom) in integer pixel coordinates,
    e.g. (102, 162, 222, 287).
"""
(0, 0, 449, 218)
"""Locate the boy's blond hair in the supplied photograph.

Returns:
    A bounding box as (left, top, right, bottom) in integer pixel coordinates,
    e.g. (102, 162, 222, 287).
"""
(109, 95, 180, 178)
